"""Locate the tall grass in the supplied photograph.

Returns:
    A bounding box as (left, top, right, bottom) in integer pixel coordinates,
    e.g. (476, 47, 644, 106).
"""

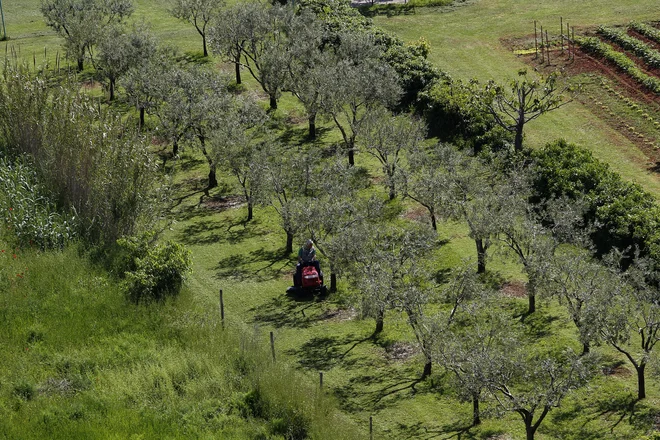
(0, 241, 362, 439)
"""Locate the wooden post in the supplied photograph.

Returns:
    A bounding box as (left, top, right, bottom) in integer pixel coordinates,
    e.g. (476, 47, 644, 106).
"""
(319, 372, 323, 389)
(219, 289, 225, 329)
(540, 24, 544, 63)
(560, 17, 564, 53)
(270, 331, 276, 362)
(534, 20, 538, 59)
(369, 416, 373, 440)
(572, 26, 575, 61)
(546, 30, 550, 65)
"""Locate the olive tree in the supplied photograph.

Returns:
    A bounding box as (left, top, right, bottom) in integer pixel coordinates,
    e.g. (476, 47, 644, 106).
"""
(590, 254, 660, 401)
(480, 70, 573, 152)
(319, 32, 401, 166)
(211, 96, 270, 222)
(41, 0, 134, 71)
(94, 22, 156, 101)
(489, 349, 596, 440)
(259, 146, 317, 253)
(208, 2, 251, 84)
(170, 0, 224, 57)
(362, 108, 426, 200)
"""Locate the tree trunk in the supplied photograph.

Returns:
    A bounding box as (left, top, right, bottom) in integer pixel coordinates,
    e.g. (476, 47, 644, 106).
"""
(374, 309, 384, 334)
(247, 201, 253, 222)
(476, 238, 487, 274)
(202, 34, 208, 57)
(523, 412, 536, 440)
(472, 394, 481, 426)
(269, 95, 278, 110)
(429, 207, 437, 231)
(308, 114, 317, 140)
(208, 166, 218, 190)
(235, 61, 241, 84)
(527, 292, 536, 314)
(77, 57, 84, 72)
(109, 79, 115, 101)
(348, 148, 355, 167)
(172, 140, 179, 157)
(330, 272, 337, 292)
(637, 363, 646, 400)
(514, 125, 524, 152)
(139, 107, 145, 129)
(581, 342, 590, 356)
(420, 359, 432, 380)
(389, 181, 396, 201)
(285, 230, 294, 254)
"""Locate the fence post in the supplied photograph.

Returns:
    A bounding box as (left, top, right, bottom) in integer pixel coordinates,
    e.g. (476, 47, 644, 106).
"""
(270, 331, 276, 362)
(534, 20, 538, 59)
(560, 17, 564, 53)
(319, 372, 323, 389)
(219, 289, 225, 329)
(540, 24, 544, 63)
(546, 30, 550, 64)
(369, 416, 373, 440)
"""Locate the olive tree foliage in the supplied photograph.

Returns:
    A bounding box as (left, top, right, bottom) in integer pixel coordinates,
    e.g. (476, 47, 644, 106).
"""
(170, 0, 224, 57)
(479, 70, 573, 152)
(587, 254, 660, 401)
(153, 64, 231, 190)
(41, 0, 134, 71)
(122, 45, 177, 128)
(498, 196, 587, 315)
(319, 32, 402, 166)
(489, 349, 596, 440)
(210, 95, 270, 222)
(339, 223, 438, 377)
(293, 157, 383, 292)
(208, 1, 252, 84)
(435, 300, 515, 427)
(282, 11, 332, 140)
(402, 145, 446, 231)
(420, 144, 513, 274)
(362, 107, 426, 200)
(548, 248, 622, 355)
(94, 21, 157, 101)
(259, 146, 318, 253)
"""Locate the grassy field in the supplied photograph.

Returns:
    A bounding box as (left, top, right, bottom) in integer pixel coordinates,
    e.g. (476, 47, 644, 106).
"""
(4, 0, 660, 438)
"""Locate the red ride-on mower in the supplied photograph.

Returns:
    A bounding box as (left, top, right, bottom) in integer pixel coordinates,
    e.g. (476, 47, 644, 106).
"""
(286, 262, 328, 296)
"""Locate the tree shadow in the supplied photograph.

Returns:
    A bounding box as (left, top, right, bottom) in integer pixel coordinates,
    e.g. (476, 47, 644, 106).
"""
(214, 246, 290, 281)
(394, 420, 479, 440)
(177, 218, 263, 246)
(277, 125, 333, 146)
(285, 333, 374, 371)
(249, 295, 320, 329)
(515, 307, 559, 338)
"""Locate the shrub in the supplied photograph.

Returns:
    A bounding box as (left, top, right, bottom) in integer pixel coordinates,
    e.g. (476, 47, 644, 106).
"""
(117, 232, 192, 302)
(530, 140, 660, 261)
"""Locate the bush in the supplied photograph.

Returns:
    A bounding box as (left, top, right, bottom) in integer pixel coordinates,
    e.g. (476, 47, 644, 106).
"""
(117, 232, 192, 302)
(418, 76, 511, 152)
(530, 140, 660, 261)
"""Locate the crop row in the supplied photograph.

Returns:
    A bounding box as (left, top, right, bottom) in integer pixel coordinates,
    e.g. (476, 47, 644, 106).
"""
(596, 25, 660, 69)
(629, 21, 660, 46)
(575, 36, 660, 94)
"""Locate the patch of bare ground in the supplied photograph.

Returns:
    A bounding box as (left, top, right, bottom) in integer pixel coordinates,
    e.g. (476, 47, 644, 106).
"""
(201, 195, 244, 211)
(319, 307, 358, 322)
(402, 205, 431, 224)
(500, 281, 527, 298)
(385, 341, 419, 362)
(602, 364, 632, 377)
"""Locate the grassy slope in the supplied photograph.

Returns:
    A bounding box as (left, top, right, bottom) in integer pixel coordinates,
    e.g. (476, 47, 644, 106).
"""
(372, 0, 660, 196)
